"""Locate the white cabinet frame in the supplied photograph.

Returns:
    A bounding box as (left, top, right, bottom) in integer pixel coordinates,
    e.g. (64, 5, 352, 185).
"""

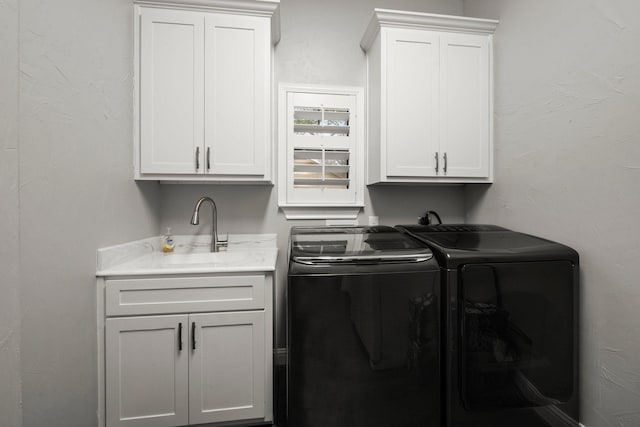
(361, 9, 498, 184)
(133, 0, 280, 183)
(97, 273, 274, 427)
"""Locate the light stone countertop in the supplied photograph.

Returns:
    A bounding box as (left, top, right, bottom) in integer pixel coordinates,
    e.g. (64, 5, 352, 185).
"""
(96, 234, 278, 277)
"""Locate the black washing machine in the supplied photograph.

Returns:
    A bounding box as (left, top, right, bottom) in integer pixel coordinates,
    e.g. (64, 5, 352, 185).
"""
(397, 224, 579, 427)
(286, 226, 441, 427)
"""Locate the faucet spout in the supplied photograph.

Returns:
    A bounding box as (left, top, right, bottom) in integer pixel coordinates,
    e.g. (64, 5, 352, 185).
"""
(190, 196, 219, 252)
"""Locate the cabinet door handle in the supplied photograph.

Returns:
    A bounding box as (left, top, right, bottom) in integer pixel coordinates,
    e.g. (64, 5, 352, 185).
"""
(206, 147, 211, 171)
(195, 147, 200, 171)
(191, 322, 196, 350)
(435, 152, 439, 173)
(443, 152, 448, 174)
(178, 322, 183, 351)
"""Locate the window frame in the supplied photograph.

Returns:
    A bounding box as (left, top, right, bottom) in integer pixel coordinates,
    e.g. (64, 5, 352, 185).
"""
(278, 83, 365, 220)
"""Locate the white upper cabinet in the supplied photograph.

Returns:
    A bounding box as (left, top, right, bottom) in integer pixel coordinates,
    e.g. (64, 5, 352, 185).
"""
(385, 30, 440, 178)
(134, 0, 280, 182)
(139, 8, 204, 176)
(361, 9, 498, 184)
(440, 32, 490, 179)
(204, 13, 269, 177)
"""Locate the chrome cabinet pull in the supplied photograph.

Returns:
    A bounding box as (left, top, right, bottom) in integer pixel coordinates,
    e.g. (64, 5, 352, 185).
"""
(206, 147, 211, 171)
(195, 147, 200, 171)
(443, 152, 448, 174)
(435, 152, 439, 173)
(178, 322, 183, 351)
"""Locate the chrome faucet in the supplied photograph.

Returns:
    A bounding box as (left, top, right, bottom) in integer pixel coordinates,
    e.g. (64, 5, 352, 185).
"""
(190, 196, 223, 252)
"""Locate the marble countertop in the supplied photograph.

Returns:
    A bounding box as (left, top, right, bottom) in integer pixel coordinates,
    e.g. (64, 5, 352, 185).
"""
(96, 234, 278, 277)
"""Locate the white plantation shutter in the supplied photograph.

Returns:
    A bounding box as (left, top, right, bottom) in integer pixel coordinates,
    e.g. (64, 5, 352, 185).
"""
(293, 107, 350, 136)
(282, 90, 361, 205)
(293, 149, 350, 188)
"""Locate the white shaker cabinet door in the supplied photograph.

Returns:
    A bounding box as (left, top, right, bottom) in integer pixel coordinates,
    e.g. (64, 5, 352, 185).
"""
(439, 33, 490, 178)
(189, 311, 266, 425)
(106, 315, 189, 427)
(204, 14, 269, 176)
(139, 8, 204, 175)
(384, 30, 440, 178)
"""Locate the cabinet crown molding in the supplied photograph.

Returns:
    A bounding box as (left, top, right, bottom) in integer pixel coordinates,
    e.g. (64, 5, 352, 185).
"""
(361, 8, 498, 51)
(135, 0, 280, 43)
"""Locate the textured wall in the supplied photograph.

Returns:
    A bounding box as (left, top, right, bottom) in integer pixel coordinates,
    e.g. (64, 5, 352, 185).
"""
(0, 0, 23, 425)
(276, 0, 463, 86)
(18, 0, 160, 425)
(10, 0, 465, 424)
(463, 1, 640, 426)
(159, 0, 467, 348)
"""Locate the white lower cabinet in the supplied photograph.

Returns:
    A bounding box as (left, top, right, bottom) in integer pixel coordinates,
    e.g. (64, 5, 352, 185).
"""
(106, 315, 189, 427)
(189, 312, 265, 425)
(101, 274, 272, 427)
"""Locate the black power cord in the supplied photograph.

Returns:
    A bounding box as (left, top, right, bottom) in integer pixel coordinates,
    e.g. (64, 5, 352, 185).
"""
(418, 210, 442, 225)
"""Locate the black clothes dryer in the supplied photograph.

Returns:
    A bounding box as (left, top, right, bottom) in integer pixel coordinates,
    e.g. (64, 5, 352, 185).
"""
(396, 224, 579, 427)
(286, 226, 441, 427)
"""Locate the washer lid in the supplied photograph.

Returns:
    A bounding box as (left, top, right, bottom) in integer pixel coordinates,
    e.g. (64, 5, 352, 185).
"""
(396, 224, 579, 267)
(290, 226, 433, 264)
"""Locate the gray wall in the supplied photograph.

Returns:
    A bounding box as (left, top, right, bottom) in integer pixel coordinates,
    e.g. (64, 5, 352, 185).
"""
(5, 0, 467, 425)
(0, 0, 22, 425)
(463, 1, 640, 426)
(159, 0, 467, 348)
(16, 0, 161, 425)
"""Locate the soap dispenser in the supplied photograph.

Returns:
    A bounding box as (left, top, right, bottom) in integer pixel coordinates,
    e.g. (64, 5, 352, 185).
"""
(162, 227, 176, 253)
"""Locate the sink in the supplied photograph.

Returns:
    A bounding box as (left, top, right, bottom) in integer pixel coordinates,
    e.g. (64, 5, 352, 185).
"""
(159, 252, 248, 266)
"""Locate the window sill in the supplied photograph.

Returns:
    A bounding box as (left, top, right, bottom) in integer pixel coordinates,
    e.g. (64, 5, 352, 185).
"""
(280, 206, 362, 220)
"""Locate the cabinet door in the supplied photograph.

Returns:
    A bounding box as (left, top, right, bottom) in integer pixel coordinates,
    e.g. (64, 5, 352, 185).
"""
(439, 33, 490, 178)
(384, 29, 440, 177)
(139, 8, 204, 175)
(189, 311, 266, 424)
(204, 14, 269, 176)
(106, 315, 189, 427)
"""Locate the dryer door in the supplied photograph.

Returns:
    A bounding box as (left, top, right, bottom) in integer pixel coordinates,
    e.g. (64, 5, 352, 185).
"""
(459, 260, 576, 410)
